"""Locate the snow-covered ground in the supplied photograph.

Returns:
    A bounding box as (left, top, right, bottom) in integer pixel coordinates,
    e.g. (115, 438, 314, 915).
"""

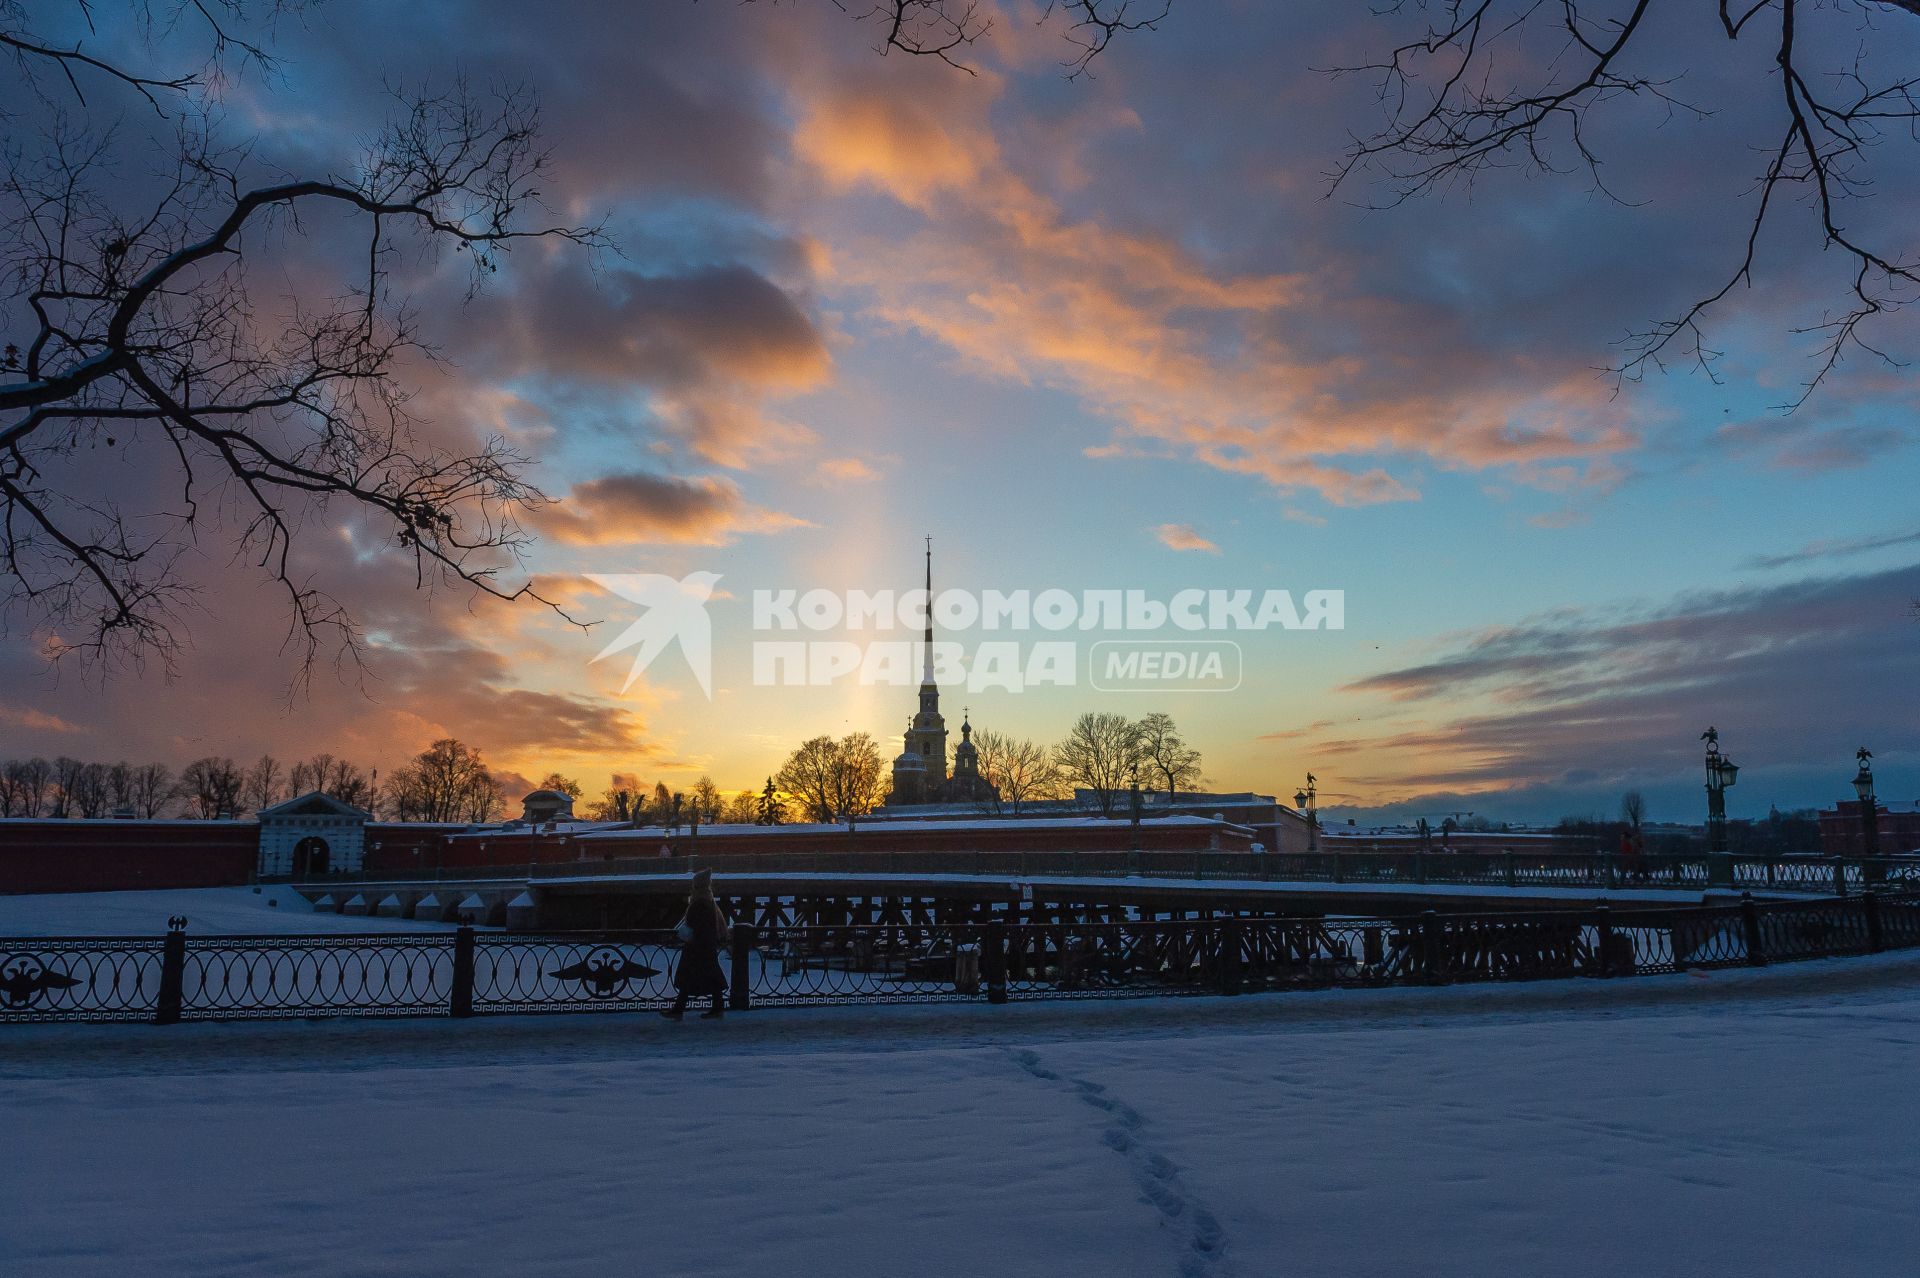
(5, 947, 1918, 1276)
(0, 886, 465, 937)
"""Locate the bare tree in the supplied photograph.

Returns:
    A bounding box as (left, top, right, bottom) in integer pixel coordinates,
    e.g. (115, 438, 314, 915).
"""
(971, 729, 1062, 815)
(586, 784, 638, 822)
(1621, 789, 1646, 830)
(1135, 711, 1204, 800)
(288, 754, 326, 798)
(243, 754, 283, 813)
(130, 760, 173, 817)
(384, 737, 501, 823)
(4, 756, 52, 815)
(178, 754, 242, 817)
(49, 754, 87, 815)
(1, 4, 599, 679)
(106, 760, 135, 811)
(690, 775, 724, 825)
(776, 733, 887, 822)
(1053, 711, 1145, 816)
(720, 789, 761, 824)
(287, 753, 375, 809)
(66, 760, 112, 816)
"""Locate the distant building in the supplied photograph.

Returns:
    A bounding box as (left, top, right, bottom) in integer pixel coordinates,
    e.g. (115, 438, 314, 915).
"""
(1819, 798, 1920, 856)
(520, 789, 576, 825)
(256, 791, 372, 877)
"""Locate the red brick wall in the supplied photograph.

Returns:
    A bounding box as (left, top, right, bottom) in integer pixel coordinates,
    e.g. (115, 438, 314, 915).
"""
(1819, 802, 1920, 855)
(0, 821, 257, 894)
(365, 818, 1254, 875)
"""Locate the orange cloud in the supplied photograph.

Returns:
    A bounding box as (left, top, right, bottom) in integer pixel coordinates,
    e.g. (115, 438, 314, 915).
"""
(793, 73, 1641, 509)
(1152, 523, 1220, 554)
(794, 88, 998, 209)
(0, 705, 84, 733)
(814, 456, 884, 484)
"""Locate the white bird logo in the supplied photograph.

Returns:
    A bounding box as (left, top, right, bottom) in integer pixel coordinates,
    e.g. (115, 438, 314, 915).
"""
(587, 572, 722, 699)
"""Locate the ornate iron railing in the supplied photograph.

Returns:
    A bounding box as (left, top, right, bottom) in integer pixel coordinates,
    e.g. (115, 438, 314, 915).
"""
(4, 890, 1916, 1023)
(6, 888, 1919, 1024)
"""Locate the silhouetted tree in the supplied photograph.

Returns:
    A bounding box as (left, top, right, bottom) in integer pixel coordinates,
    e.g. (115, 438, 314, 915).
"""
(0, 3, 599, 678)
(130, 762, 174, 818)
(289, 754, 376, 810)
(721, 789, 761, 824)
(587, 785, 639, 822)
(66, 762, 112, 817)
(691, 776, 724, 825)
(777, 734, 886, 822)
(537, 772, 584, 799)
(1136, 712, 1204, 800)
(971, 730, 1063, 815)
(244, 755, 284, 813)
(3, 757, 53, 816)
(1054, 712, 1145, 816)
(384, 739, 502, 823)
(178, 756, 243, 818)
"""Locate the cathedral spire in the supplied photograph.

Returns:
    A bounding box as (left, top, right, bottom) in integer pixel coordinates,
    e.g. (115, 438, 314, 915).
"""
(922, 534, 935, 687)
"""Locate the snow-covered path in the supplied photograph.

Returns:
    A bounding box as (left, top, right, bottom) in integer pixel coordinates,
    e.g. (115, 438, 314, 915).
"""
(7, 954, 1919, 1276)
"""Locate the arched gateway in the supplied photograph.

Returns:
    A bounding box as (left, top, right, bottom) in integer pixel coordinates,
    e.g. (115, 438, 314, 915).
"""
(256, 792, 370, 878)
(291, 836, 331, 879)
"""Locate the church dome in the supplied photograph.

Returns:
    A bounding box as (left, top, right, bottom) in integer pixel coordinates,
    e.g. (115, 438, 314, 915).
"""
(954, 715, 978, 761)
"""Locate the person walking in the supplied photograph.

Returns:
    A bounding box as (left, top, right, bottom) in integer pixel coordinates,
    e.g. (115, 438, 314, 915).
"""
(663, 868, 729, 1020)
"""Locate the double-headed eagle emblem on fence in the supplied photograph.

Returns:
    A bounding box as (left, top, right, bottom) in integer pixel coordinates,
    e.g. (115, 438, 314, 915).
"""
(0, 954, 82, 1010)
(547, 947, 661, 999)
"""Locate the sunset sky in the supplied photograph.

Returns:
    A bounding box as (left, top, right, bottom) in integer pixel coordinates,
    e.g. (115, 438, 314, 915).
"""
(5, 1, 1917, 824)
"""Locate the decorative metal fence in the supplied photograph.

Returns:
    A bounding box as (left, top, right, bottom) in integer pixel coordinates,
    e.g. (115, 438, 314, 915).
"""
(7, 891, 1920, 1025)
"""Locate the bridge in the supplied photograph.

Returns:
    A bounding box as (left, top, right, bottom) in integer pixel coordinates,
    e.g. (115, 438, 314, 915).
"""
(279, 848, 1910, 930)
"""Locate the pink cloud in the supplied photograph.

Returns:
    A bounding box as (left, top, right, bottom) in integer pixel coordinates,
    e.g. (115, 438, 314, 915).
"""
(1152, 523, 1221, 554)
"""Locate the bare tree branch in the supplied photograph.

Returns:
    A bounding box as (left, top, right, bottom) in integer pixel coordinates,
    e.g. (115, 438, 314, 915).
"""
(1325, 1, 1920, 404)
(2, 14, 605, 683)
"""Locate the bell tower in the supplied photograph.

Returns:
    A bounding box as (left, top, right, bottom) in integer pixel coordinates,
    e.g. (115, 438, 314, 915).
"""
(891, 537, 948, 803)
(903, 536, 948, 781)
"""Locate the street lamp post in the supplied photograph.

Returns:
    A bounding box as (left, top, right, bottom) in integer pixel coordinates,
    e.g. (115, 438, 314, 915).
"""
(1852, 747, 1880, 879)
(1128, 766, 1143, 868)
(1293, 773, 1318, 854)
(1702, 727, 1739, 887)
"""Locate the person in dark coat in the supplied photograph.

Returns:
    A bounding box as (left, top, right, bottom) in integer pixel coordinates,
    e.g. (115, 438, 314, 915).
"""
(663, 868, 728, 1020)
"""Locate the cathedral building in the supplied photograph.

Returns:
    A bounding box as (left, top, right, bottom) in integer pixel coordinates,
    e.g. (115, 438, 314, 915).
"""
(888, 542, 997, 807)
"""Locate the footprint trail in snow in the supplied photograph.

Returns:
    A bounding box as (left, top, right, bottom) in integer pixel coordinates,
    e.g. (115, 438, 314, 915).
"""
(1008, 1047, 1233, 1277)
